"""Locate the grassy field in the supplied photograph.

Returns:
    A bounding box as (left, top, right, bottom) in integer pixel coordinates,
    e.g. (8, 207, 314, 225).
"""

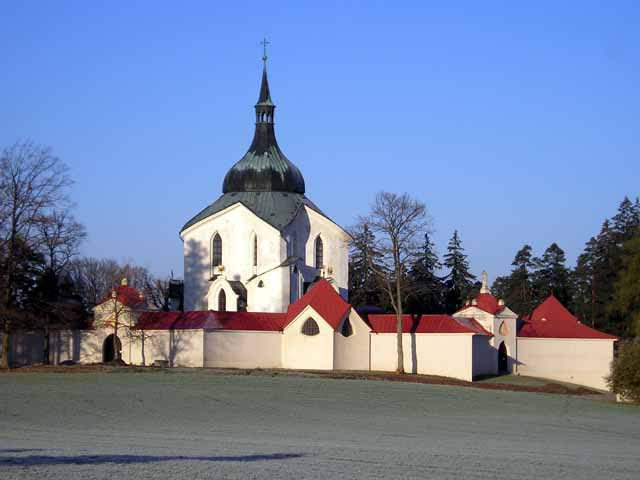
(0, 368, 638, 479)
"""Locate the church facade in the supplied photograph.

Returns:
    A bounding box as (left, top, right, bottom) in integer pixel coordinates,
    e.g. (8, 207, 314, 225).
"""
(180, 61, 349, 314)
(6, 58, 618, 392)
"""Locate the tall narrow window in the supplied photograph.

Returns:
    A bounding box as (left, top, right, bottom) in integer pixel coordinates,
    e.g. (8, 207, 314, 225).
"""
(218, 289, 226, 312)
(314, 236, 323, 269)
(212, 234, 222, 267)
(253, 235, 258, 267)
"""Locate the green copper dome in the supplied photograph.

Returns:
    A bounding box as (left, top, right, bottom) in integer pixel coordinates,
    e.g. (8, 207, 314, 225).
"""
(222, 65, 305, 194)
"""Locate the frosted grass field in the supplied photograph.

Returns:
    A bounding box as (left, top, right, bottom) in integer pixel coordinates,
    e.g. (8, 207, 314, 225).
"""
(0, 369, 638, 479)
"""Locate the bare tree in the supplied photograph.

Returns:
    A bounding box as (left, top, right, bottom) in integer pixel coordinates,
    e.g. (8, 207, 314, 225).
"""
(37, 210, 86, 274)
(358, 192, 430, 374)
(0, 141, 73, 368)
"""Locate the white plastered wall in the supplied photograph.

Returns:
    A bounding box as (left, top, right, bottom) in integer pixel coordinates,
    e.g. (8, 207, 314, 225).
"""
(370, 333, 475, 381)
(516, 337, 615, 391)
(203, 330, 282, 368)
(303, 206, 350, 300)
(124, 329, 204, 367)
(455, 307, 518, 372)
(282, 305, 335, 370)
(181, 203, 287, 312)
(49, 329, 103, 364)
(6, 332, 45, 366)
(333, 309, 371, 370)
(472, 335, 497, 377)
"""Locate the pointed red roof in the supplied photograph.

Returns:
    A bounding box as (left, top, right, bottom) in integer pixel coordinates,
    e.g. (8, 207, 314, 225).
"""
(456, 292, 505, 315)
(518, 295, 617, 340)
(368, 314, 492, 336)
(98, 284, 145, 308)
(285, 278, 351, 330)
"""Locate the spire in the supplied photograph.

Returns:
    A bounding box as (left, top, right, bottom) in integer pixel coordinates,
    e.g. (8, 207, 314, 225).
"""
(220, 42, 306, 195)
(480, 270, 490, 294)
(257, 38, 273, 107)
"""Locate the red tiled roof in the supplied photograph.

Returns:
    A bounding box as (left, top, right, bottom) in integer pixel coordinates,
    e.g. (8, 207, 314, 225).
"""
(518, 296, 617, 340)
(135, 279, 351, 333)
(368, 314, 492, 336)
(285, 278, 351, 330)
(135, 311, 287, 331)
(456, 292, 505, 315)
(98, 285, 145, 308)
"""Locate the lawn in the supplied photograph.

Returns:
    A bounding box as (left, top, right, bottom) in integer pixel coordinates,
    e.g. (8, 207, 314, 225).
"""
(0, 368, 638, 479)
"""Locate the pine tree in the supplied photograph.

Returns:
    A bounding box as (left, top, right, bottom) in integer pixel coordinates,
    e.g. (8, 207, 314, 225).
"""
(407, 233, 444, 313)
(611, 196, 640, 245)
(348, 223, 384, 307)
(609, 234, 640, 337)
(442, 230, 476, 313)
(532, 243, 572, 306)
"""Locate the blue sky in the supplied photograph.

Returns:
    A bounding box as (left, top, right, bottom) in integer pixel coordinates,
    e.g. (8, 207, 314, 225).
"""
(1, 1, 638, 281)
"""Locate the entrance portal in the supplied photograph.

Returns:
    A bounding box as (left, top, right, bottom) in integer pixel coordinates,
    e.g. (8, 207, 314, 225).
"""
(103, 334, 122, 362)
(498, 341, 508, 373)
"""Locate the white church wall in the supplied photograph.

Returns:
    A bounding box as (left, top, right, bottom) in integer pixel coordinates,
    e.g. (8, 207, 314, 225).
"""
(303, 207, 350, 300)
(370, 333, 474, 381)
(182, 203, 286, 311)
(203, 330, 282, 368)
(282, 306, 334, 370)
(49, 329, 104, 365)
(516, 337, 615, 391)
(333, 310, 371, 371)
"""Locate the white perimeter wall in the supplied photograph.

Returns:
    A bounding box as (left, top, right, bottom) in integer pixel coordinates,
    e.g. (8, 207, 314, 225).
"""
(370, 333, 474, 381)
(516, 337, 615, 391)
(49, 328, 204, 368)
(125, 330, 204, 368)
(333, 310, 370, 371)
(282, 306, 334, 370)
(472, 335, 497, 378)
(204, 330, 282, 368)
(5, 332, 45, 366)
(50, 330, 103, 365)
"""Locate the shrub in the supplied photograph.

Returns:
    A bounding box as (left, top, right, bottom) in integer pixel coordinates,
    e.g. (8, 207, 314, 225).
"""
(608, 340, 640, 403)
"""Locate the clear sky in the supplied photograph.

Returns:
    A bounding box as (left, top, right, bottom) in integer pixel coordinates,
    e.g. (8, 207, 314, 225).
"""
(1, 1, 638, 282)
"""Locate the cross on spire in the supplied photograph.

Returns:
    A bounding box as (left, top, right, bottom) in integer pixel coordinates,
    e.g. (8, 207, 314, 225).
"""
(260, 37, 270, 64)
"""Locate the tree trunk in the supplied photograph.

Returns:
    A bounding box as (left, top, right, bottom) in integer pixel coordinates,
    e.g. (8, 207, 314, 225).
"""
(43, 327, 50, 365)
(395, 253, 404, 374)
(0, 330, 10, 369)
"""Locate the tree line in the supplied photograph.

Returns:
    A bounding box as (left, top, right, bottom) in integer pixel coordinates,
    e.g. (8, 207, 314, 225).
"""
(349, 193, 640, 340)
(0, 141, 177, 368)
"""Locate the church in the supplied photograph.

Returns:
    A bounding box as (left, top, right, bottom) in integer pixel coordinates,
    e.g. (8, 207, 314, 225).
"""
(9, 56, 618, 391)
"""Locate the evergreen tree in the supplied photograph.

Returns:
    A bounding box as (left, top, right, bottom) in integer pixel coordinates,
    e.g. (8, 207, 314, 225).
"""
(532, 243, 572, 306)
(609, 234, 640, 337)
(611, 196, 640, 245)
(442, 230, 476, 313)
(407, 233, 444, 313)
(348, 223, 385, 308)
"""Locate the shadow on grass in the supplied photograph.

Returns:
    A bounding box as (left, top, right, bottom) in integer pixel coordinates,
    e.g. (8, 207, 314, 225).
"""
(0, 452, 305, 467)
(0, 449, 45, 453)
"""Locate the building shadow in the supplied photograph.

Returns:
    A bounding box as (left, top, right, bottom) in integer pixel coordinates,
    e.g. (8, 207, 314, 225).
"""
(0, 452, 306, 467)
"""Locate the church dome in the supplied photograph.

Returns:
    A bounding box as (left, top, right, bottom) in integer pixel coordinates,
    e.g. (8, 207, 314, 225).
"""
(222, 62, 305, 194)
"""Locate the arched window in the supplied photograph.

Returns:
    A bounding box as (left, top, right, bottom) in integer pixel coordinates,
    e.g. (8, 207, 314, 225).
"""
(301, 318, 319, 336)
(212, 234, 222, 267)
(218, 289, 226, 312)
(341, 318, 353, 337)
(253, 235, 258, 267)
(314, 236, 323, 269)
